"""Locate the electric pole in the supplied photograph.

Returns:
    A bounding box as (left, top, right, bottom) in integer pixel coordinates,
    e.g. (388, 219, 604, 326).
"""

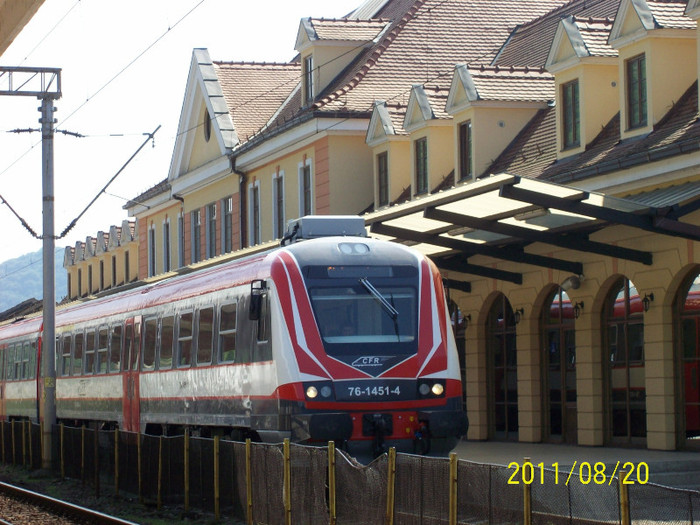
(0, 66, 61, 468)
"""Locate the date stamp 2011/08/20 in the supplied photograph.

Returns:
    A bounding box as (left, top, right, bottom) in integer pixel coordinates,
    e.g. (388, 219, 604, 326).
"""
(507, 461, 649, 486)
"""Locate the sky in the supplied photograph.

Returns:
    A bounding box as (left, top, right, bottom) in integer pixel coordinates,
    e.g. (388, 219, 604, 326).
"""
(0, 0, 361, 265)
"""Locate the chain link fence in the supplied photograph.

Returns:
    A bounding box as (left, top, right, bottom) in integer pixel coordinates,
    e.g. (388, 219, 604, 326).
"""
(1, 421, 699, 524)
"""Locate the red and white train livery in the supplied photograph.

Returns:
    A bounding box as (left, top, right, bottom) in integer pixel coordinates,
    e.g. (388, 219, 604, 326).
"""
(0, 216, 467, 458)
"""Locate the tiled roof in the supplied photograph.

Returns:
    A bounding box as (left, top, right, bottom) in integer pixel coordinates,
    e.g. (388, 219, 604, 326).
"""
(126, 178, 170, 208)
(467, 66, 554, 102)
(307, 18, 391, 41)
(233, 0, 568, 151)
(493, 0, 620, 67)
(214, 62, 300, 143)
(647, 0, 696, 29)
(572, 16, 617, 57)
(316, 0, 567, 113)
(487, 81, 700, 186)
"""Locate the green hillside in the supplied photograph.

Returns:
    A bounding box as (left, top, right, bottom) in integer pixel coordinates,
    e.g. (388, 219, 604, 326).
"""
(0, 249, 67, 312)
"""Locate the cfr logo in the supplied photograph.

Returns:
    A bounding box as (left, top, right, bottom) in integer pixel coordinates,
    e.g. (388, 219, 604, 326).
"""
(352, 356, 383, 367)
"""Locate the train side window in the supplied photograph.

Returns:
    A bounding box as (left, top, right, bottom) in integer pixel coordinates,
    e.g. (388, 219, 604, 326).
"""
(142, 317, 158, 371)
(159, 316, 174, 370)
(21, 342, 30, 379)
(6, 344, 15, 380)
(85, 329, 96, 375)
(178, 311, 193, 367)
(0, 346, 4, 381)
(61, 336, 72, 377)
(219, 302, 237, 363)
(97, 327, 109, 374)
(109, 325, 122, 373)
(29, 341, 37, 379)
(197, 307, 214, 365)
(73, 332, 84, 376)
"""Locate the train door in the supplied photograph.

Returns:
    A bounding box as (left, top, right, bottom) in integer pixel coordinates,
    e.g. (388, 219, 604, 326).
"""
(122, 317, 141, 432)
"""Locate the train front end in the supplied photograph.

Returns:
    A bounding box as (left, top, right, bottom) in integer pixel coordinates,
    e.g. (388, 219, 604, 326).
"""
(270, 217, 467, 458)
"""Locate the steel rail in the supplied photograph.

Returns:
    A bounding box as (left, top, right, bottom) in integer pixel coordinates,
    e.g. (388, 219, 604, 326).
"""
(0, 481, 137, 525)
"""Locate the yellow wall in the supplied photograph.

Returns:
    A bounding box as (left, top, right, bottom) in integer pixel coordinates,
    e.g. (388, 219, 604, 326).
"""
(555, 63, 619, 158)
(188, 102, 223, 172)
(307, 45, 363, 99)
(328, 134, 374, 213)
(410, 124, 454, 194)
(618, 36, 697, 139)
(371, 139, 411, 208)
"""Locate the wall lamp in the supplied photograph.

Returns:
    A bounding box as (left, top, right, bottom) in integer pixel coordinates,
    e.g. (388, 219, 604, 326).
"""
(573, 301, 584, 319)
(561, 274, 583, 291)
(642, 292, 655, 312)
(514, 307, 524, 324)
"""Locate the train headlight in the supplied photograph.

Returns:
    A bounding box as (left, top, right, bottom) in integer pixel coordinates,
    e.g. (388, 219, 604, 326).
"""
(306, 386, 319, 399)
(338, 242, 370, 255)
(418, 380, 445, 398)
(320, 385, 332, 398)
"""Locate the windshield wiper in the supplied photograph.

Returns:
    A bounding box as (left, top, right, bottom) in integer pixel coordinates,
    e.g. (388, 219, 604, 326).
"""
(359, 278, 399, 320)
(359, 278, 401, 342)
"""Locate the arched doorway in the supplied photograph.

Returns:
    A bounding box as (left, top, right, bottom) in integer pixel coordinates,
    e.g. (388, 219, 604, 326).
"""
(679, 273, 700, 448)
(604, 277, 646, 444)
(487, 294, 518, 440)
(543, 288, 576, 443)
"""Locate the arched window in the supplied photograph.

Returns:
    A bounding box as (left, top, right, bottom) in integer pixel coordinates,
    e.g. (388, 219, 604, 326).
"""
(604, 278, 646, 442)
(487, 294, 518, 439)
(680, 273, 700, 445)
(543, 288, 576, 443)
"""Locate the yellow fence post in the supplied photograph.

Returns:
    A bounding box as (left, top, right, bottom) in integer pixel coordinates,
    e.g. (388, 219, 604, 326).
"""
(81, 425, 85, 485)
(114, 428, 119, 497)
(137, 432, 143, 504)
(157, 435, 163, 511)
(246, 438, 253, 525)
(619, 467, 631, 525)
(214, 435, 220, 521)
(385, 447, 396, 525)
(328, 441, 336, 525)
(22, 420, 27, 467)
(184, 428, 190, 513)
(39, 421, 43, 468)
(11, 420, 15, 466)
(60, 422, 64, 479)
(284, 438, 291, 525)
(523, 457, 532, 525)
(2, 421, 6, 464)
(94, 427, 100, 498)
(27, 421, 32, 469)
(449, 453, 458, 525)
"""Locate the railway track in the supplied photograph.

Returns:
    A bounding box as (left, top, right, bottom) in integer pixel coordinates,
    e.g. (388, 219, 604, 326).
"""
(0, 481, 137, 525)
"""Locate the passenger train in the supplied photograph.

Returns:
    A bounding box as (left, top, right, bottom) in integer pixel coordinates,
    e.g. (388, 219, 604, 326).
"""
(0, 216, 467, 458)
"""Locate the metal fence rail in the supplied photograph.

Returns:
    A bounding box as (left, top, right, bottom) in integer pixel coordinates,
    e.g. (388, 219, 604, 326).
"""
(0, 421, 698, 525)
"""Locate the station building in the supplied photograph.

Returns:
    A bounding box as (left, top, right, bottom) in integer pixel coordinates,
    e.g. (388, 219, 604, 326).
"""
(65, 0, 700, 451)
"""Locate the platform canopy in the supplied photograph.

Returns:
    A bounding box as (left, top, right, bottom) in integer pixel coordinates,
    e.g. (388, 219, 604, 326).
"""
(363, 174, 700, 290)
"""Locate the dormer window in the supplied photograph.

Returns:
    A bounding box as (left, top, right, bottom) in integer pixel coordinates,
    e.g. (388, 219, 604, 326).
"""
(377, 152, 388, 206)
(562, 80, 580, 149)
(304, 55, 314, 104)
(458, 121, 472, 181)
(415, 137, 428, 195)
(626, 54, 647, 129)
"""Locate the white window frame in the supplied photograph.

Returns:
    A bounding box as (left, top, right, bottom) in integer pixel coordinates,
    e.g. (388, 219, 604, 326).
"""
(272, 170, 285, 239)
(248, 180, 261, 246)
(206, 202, 217, 259)
(177, 212, 185, 268)
(221, 196, 233, 254)
(148, 223, 157, 277)
(298, 158, 313, 217)
(162, 218, 171, 273)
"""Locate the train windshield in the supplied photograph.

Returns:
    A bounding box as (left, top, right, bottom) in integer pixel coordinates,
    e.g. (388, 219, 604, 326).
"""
(306, 265, 418, 357)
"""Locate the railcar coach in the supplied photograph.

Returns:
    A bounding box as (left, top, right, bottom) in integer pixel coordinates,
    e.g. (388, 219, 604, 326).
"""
(0, 216, 467, 458)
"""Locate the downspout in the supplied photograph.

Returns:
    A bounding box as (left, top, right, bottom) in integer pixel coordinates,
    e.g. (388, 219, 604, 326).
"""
(232, 156, 247, 249)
